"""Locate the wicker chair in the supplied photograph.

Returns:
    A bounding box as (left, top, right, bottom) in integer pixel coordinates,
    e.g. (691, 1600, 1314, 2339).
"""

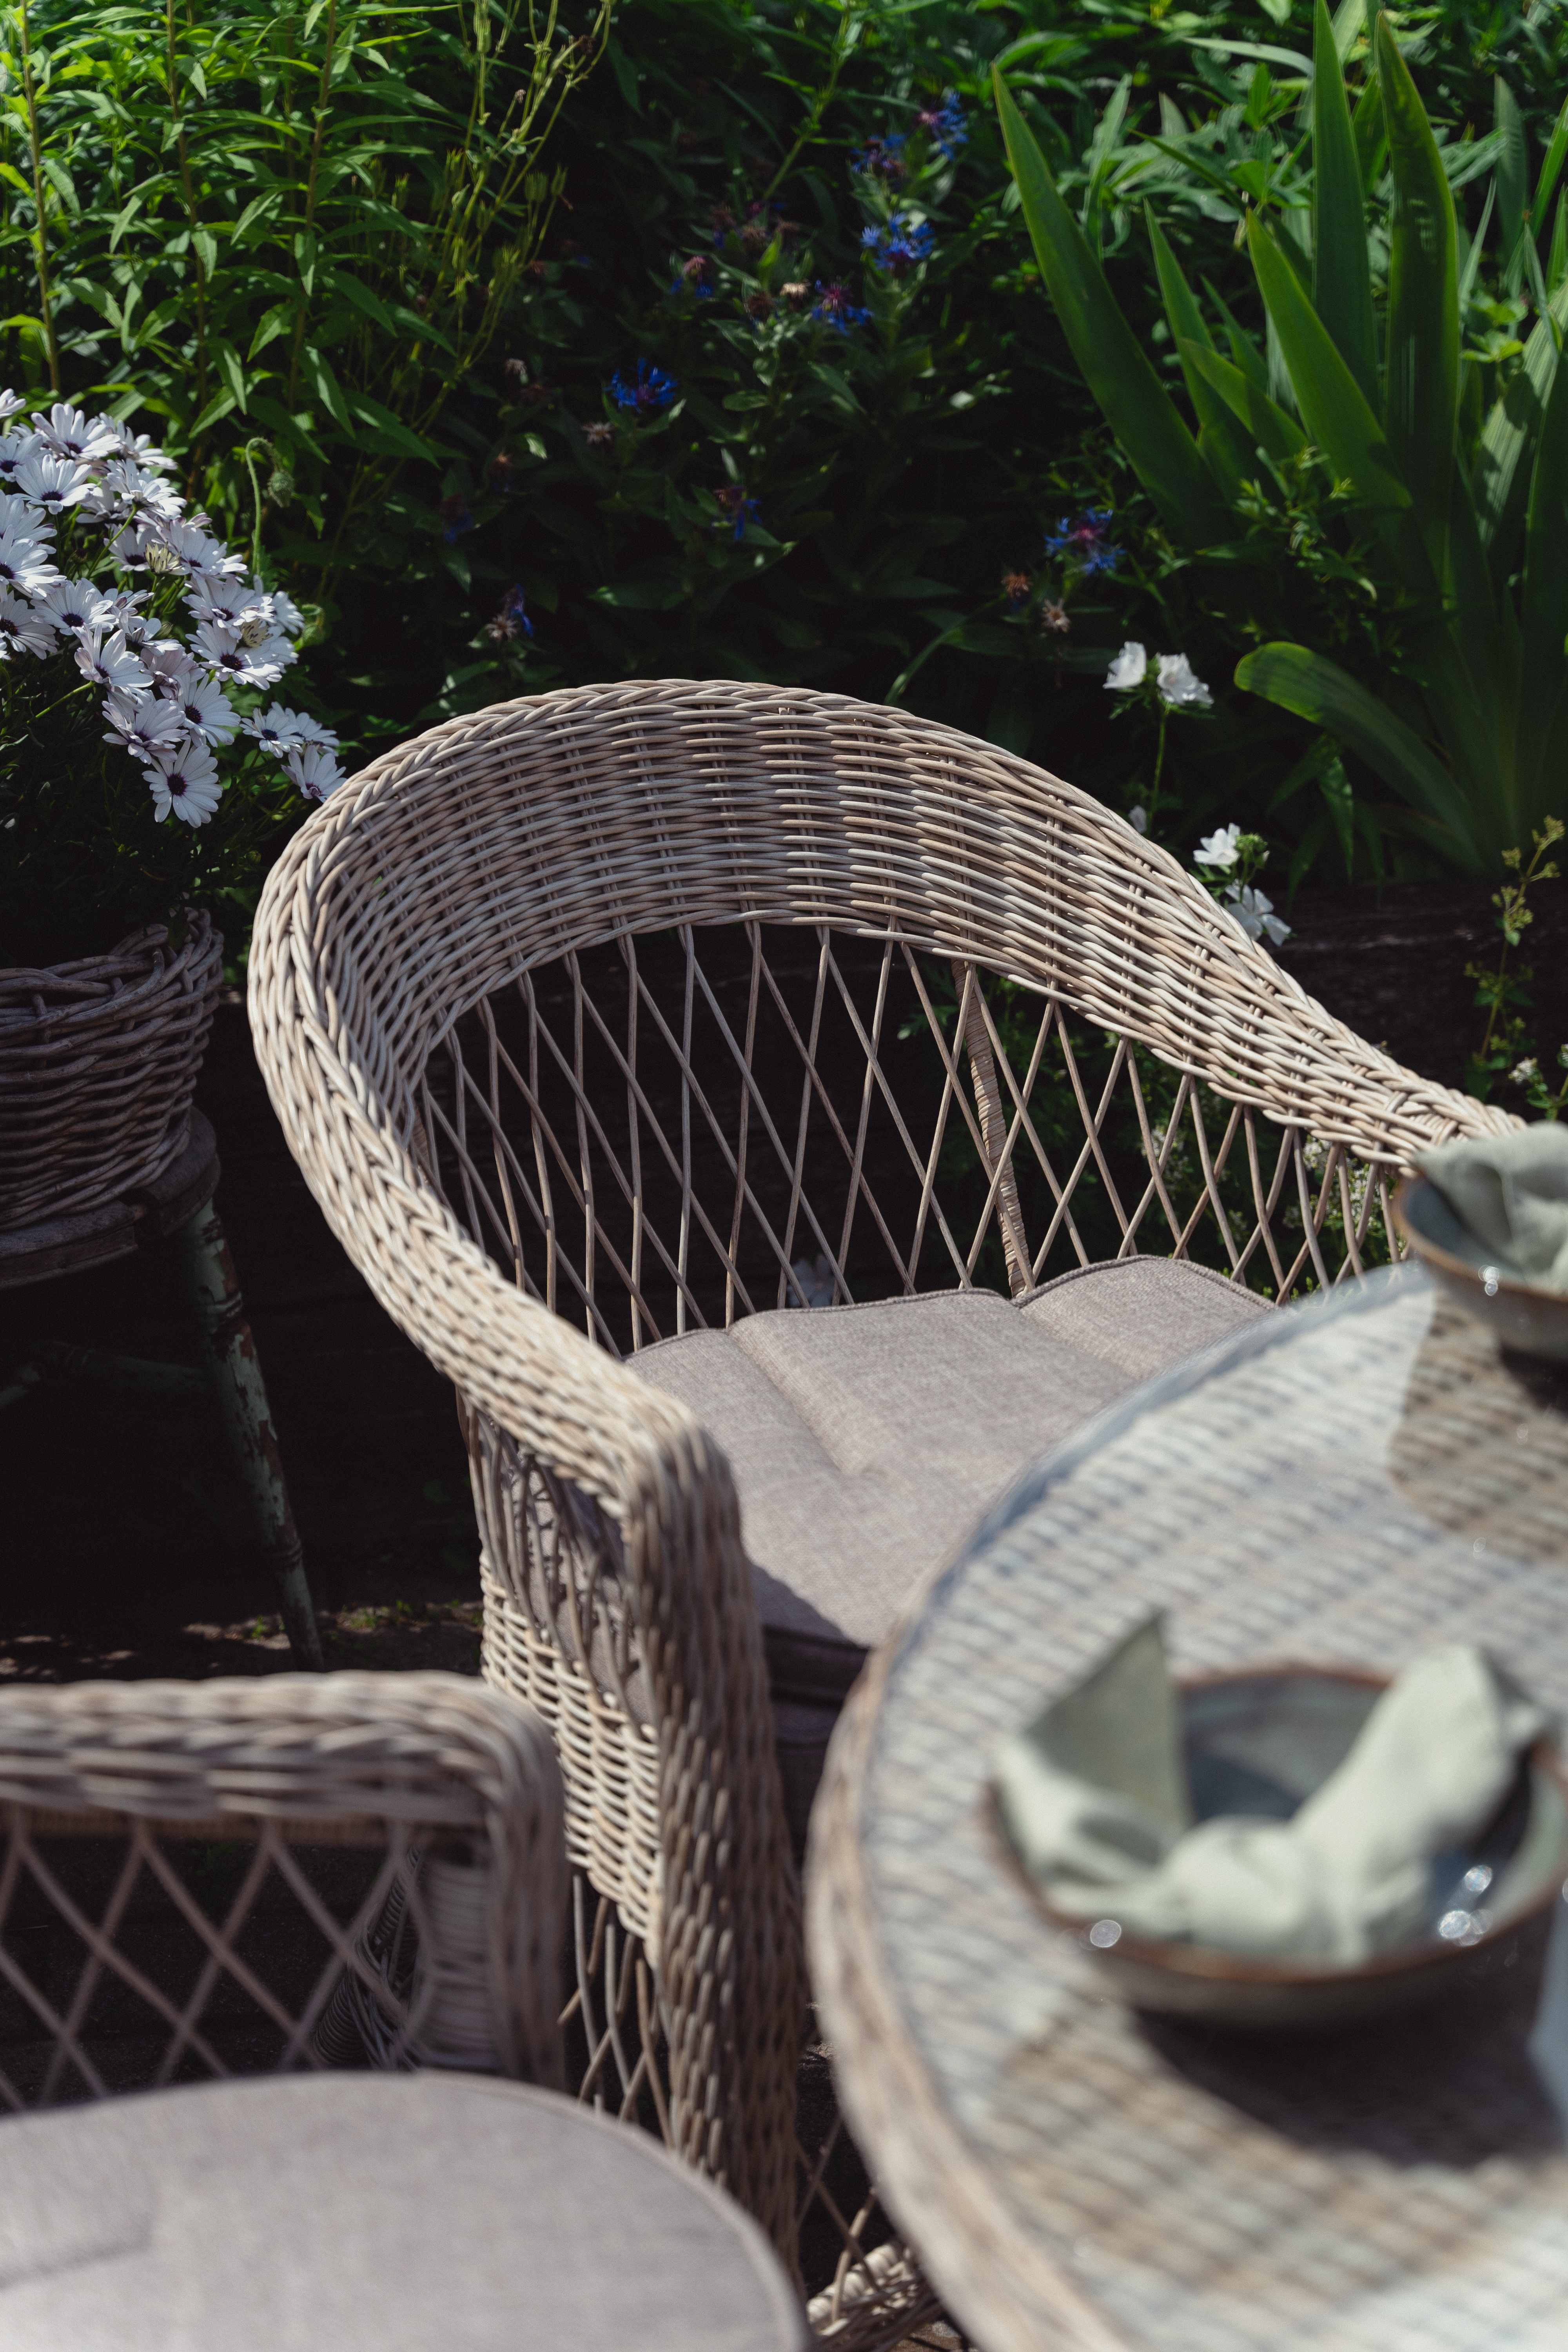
(248, 681, 1504, 2341)
(0, 1673, 566, 2104)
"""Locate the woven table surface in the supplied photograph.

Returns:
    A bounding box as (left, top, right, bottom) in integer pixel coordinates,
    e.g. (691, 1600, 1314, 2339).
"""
(809, 1267, 1568, 2352)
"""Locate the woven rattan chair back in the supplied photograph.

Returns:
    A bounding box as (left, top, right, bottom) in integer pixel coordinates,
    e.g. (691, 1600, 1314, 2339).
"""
(250, 681, 1503, 2336)
(0, 1675, 566, 2110)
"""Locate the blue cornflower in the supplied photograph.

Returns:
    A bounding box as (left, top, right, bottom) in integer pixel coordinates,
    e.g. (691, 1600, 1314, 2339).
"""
(608, 359, 680, 418)
(851, 133, 907, 181)
(810, 280, 872, 333)
(860, 215, 935, 275)
(916, 90, 968, 159)
(713, 486, 760, 541)
(438, 494, 473, 544)
(1044, 508, 1121, 575)
(485, 584, 534, 643)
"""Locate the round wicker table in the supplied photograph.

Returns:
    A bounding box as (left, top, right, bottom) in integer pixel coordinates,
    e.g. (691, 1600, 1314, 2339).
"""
(0, 2073, 809, 2350)
(808, 1265, 1568, 2352)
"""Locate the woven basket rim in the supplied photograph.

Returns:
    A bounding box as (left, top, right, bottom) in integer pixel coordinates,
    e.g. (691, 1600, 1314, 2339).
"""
(0, 913, 218, 1031)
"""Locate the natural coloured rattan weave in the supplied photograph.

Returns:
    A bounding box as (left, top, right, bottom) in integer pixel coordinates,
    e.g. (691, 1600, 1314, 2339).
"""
(0, 1673, 566, 2105)
(0, 915, 223, 1231)
(248, 681, 1507, 2340)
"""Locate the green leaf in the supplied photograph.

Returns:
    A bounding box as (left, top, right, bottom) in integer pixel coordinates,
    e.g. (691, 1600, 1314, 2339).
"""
(1352, 71, 1387, 194)
(189, 386, 238, 437)
(1473, 275, 1568, 575)
(1237, 641, 1486, 867)
(1535, 95, 1568, 250)
(347, 391, 433, 462)
(1496, 77, 1530, 291)
(295, 229, 319, 298)
(216, 339, 247, 414)
(995, 70, 1226, 548)
(1180, 341, 1307, 459)
(1518, 348, 1568, 814)
(301, 344, 354, 436)
(1147, 210, 1259, 491)
(327, 269, 397, 333)
(1245, 214, 1408, 509)
(1310, 0, 1376, 403)
(1376, 13, 1458, 577)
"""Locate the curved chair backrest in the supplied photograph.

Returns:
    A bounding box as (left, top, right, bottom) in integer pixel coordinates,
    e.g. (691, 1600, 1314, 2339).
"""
(250, 681, 1500, 2279)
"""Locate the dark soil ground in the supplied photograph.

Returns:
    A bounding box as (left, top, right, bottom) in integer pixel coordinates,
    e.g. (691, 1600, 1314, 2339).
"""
(2, 875, 1563, 1685)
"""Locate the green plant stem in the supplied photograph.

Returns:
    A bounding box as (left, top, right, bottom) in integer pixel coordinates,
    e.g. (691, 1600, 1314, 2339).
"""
(16, 0, 60, 392)
(762, 3, 861, 203)
(1148, 701, 1171, 825)
(286, 0, 339, 412)
(165, 0, 207, 425)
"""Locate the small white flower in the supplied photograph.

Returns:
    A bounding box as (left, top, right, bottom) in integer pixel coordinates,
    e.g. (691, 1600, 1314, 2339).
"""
(29, 403, 120, 464)
(1225, 883, 1291, 947)
(12, 445, 92, 519)
(191, 616, 287, 688)
(284, 739, 347, 801)
(145, 641, 198, 692)
(142, 736, 223, 825)
(267, 586, 307, 637)
(1128, 805, 1148, 835)
(0, 588, 56, 660)
(33, 576, 116, 634)
(0, 520, 60, 598)
(165, 669, 240, 746)
(75, 625, 149, 696)
(1510, 1058, 1539, 1085)
(1104, 641, 1148, 692)
(0, 389, 24, 426)
(1156, 651, 1213, 709)
(0, 427, 36, 486)
(1194, 823, 1242, 870)
(185, 577, 270, 632)
(104, 425, 176, 474)
(102, 692, 187, 757)
(245, 703, 338, 755)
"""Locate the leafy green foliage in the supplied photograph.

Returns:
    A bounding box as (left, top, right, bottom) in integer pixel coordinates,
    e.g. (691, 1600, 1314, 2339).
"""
(995, 2, 1568, 877)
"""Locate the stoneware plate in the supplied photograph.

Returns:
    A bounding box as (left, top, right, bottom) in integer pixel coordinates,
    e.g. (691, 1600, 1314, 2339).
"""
(999, 1665, 1568, 2031)
(1395, 1173, 1568, 1360)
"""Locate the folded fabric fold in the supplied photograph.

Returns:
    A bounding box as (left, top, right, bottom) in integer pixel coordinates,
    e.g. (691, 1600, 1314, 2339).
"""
(995, 1619, 1546, 1964)
(1416, 1125, 1568, 1292)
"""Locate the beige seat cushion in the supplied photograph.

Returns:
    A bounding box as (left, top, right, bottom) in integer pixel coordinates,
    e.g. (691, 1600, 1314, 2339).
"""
(630, 1259, 1270, 1851)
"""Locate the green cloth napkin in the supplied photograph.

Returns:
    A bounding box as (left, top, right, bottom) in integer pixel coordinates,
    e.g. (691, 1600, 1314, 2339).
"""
(995, 1621, 1544, 1964)
(1416, 1125, 1568, 1292)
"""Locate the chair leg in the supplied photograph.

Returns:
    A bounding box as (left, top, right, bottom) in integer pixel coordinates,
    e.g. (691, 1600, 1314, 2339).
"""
(178, 1197, 325, 1670)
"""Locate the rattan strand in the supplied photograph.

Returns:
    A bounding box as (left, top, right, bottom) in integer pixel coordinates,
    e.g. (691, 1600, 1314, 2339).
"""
(247, 680, 1506, 2332)
(0, 1673, 567, 2100)
(0, 914, 223, 1230)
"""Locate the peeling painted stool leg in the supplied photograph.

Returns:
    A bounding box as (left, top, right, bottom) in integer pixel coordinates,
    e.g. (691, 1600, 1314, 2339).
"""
(178, 1198, 324, 1670)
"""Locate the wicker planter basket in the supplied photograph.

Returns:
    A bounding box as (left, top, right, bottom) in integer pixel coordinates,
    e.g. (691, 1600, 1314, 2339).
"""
(0, 912, 223, 1233)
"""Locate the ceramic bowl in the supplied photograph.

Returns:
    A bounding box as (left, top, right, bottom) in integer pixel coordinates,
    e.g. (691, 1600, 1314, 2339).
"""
(1395, 1174, 1568, 1360)
(1006, 1665, 1568, 2031)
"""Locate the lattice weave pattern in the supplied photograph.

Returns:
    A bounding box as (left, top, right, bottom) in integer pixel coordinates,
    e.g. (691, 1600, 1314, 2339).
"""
(247, 681, 1504, 2312)
(0, 914, 222, 1230)
(0, 1674, 567, 2106)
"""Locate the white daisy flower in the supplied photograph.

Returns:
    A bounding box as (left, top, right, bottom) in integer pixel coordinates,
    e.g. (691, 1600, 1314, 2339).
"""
(1225, 883, 1290, 947)
(75, 625, 150, 696)
(144, 641, 199, 692)
(245, 703, 338, 755)
(0, 426, 36, 486)
(0, 521, 60, 598)
(284, 740, 347, 800)
(12, 446, 92, 519)
(30, 403, 120, 464)
(1104, 641, 1147, 692)
(1194, 824, 1242, 870)
(267, 586, 308, 637)
(165, 517, 246, 583)
(0, 588, 56, 660)
(80, 457, 182, 526)
(165, 670, 240, 746)
(1156, 651, 1213, 709)
(185, 577, 269, 632)
(103, 692, 187, 758)
(142, 736, 223, 826)
(104, 425, 177, 474)
(191, 616, 287, 688)
(33, 576, 117, 634)
(0, 389, 25, 425)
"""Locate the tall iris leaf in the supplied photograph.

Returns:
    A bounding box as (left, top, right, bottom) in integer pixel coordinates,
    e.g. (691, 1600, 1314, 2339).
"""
(1311, 0, 1376, 403)
(1377, 13, 1458, 580)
